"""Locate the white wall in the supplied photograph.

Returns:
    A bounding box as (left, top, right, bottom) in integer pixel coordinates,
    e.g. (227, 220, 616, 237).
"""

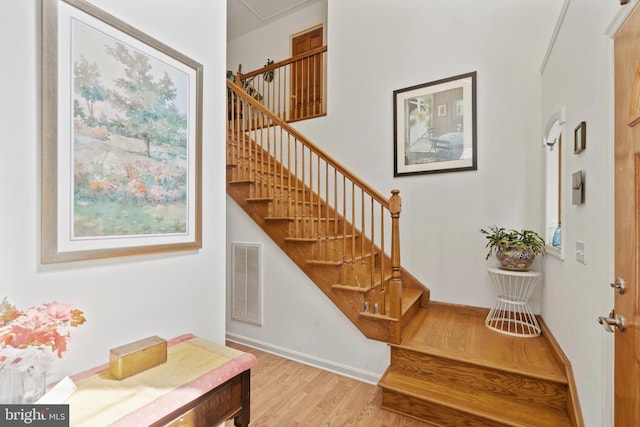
(226, 0, 562, 381)
(540, 1, 621, 426)
(315, 0, 559, 310)
(1, 0, 227, 381)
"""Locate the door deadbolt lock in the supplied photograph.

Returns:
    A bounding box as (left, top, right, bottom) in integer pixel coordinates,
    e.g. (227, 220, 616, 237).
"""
(610, 277, 626, 294)
(598, 309, 626, 333)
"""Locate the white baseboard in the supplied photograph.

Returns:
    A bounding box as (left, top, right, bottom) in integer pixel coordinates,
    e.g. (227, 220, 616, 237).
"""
(225, 332, 382, 385)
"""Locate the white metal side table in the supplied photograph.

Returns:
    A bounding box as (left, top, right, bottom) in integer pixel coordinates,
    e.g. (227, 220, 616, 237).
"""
(485, 267, 541, 337)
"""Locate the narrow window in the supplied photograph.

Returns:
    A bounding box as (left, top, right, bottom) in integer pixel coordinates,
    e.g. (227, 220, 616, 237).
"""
(544, 119, 563, 255)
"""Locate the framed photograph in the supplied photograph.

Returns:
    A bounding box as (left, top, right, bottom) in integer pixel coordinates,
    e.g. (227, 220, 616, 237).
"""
(42, 0, 203, 263)
(574, 121, 586, 154)
(393, 72, 477, 177)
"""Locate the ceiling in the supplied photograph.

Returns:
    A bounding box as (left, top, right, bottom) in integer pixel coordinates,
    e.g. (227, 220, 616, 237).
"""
(227, 0, 568, 72)
(227, 0, 324, 40)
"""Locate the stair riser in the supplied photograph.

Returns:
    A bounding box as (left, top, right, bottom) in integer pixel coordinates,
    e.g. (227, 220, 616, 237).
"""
(269, 201, 323, 218)
(311, 242, 381, 263)
(400, 297, 421, 331)
(311, 263, 389, 291)
(287, 218, 343, 237)
(256, 188, 320, 205)
(382, 389, 508, 427)
(390, 347, 567, 411)
(340, 260, 386, 285)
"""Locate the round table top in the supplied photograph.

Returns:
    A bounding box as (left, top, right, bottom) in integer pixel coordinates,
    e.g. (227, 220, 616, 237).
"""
(487, 266, 542, 277)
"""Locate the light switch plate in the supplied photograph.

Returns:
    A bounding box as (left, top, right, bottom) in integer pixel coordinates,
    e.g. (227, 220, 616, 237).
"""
(576, 241, 586, 264)
(572, 171, 584, 205)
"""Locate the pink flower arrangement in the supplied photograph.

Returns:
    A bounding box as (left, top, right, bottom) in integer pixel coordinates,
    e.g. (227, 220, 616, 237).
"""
(0, 298, 86, 371)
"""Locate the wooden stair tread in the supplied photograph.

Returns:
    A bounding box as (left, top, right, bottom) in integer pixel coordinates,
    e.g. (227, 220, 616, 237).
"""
(285, 234, 358, 243)
(228, 180, 311, 193)
(307, 252, 377, 266)
(357, 289, 423, 320)
(391, 342, 567, 386)
(331, 275, 396, 291)
(401, 306, 567, 383)
(265, 216, 338, 221)
(332, 284, 371, 293)
(379, 368, 572, 426)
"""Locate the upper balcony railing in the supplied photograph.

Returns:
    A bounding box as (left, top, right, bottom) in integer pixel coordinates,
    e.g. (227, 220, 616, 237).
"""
(234, 46, 327, 123)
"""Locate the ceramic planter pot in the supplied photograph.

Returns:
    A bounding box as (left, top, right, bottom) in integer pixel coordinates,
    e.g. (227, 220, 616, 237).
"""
(496, 246, 535, 271)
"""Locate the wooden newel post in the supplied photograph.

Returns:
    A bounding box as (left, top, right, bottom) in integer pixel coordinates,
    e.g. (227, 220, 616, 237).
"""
(231, 65, 244, 127)
(235, 64, 243, 85)
(388, 190, 403, 341)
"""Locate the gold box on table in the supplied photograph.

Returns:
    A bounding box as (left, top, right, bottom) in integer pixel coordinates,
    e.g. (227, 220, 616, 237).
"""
(109, 336, 167, 380)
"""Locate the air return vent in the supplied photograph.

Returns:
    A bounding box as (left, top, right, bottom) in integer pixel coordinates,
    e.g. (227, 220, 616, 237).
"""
(231, 243, 263, 325)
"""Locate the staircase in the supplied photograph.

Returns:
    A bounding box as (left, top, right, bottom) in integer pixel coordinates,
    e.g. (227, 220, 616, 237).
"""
(226, 65, 583, 425)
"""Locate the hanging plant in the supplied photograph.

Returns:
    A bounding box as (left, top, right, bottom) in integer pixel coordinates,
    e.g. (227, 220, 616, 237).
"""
(263, 59, 275, 83)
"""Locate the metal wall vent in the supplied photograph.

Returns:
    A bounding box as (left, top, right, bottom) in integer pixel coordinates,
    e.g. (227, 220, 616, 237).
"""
(231, 243, 263, 325)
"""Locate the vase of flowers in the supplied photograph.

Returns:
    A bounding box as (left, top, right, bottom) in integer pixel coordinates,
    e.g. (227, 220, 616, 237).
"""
(0, 298, 86, 403)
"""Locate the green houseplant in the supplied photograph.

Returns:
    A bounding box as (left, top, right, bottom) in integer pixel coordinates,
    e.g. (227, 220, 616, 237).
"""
(480, 226, 545, 271)
(227, 59, 276, 102)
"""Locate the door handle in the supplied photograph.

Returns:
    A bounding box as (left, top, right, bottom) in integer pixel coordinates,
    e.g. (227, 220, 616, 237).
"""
(598, 310, 626, 333)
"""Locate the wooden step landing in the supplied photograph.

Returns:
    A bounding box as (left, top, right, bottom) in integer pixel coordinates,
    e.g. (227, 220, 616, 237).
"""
(380, 368, 570, 427)
(378, 302, 575, 426)
(401, 303, 565, 382)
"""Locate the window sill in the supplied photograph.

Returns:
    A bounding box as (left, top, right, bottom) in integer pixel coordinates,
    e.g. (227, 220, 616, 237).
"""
(545, 245, 562, 259)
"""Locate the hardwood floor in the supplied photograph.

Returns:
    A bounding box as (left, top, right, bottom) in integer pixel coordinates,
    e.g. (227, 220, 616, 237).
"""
(224, 342, 432, 427)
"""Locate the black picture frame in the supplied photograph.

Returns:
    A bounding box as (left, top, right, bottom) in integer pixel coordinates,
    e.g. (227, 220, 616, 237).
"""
(393, 72, 477, 176)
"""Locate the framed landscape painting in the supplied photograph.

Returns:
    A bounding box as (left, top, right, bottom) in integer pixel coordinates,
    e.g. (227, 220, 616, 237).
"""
(42, 0, 203, 263)
(393, 72, 477, 176)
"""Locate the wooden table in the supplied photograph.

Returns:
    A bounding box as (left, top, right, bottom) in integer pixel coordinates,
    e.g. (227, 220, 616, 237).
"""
(66, 334, 257, 427)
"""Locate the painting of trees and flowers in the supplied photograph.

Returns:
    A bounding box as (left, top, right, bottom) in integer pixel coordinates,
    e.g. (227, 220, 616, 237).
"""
(72, 22, 190, 238)
(42, 0, 202, 263)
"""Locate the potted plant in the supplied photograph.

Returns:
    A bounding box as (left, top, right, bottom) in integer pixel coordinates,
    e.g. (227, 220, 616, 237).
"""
(262, 59, 275, 83)
(480, 226, 545, 271)
(227, 59, 276, 102)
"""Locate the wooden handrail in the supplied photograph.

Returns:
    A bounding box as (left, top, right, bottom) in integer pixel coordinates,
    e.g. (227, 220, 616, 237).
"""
(227, 80, 390, 208)
(235, 47, 327, 123)
(239, 46, 328, 81)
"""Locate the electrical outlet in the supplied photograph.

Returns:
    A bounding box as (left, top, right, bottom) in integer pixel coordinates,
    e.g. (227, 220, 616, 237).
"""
(576, 241, 586, 265)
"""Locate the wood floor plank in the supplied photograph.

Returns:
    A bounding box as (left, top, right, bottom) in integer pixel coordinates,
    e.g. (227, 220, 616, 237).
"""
(224, 342, 432, 426)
